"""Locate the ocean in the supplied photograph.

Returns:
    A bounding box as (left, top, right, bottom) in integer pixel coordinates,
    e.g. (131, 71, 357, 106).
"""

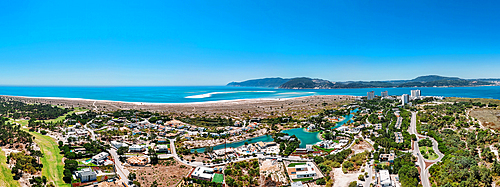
(0, 86, 499, 103)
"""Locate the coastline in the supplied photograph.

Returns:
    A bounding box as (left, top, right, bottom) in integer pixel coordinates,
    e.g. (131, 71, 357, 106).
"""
(0, 94, 297, 105)
(1, 94, 357, 117)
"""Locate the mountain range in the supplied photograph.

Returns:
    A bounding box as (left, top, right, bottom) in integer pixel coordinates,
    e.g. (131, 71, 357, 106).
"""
(227, 75, 497, 89)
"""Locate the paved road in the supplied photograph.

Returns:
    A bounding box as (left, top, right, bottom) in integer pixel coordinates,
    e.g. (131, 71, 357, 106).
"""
(408, 111, 445, 187)
(109, 149, 130, 185)
(83, 123, 96, 141)
(408, 111, 430, 187)
(364, 159, 373, 187)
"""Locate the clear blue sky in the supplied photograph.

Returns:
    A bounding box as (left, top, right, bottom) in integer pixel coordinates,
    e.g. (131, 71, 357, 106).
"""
(1, 0, 500, 86)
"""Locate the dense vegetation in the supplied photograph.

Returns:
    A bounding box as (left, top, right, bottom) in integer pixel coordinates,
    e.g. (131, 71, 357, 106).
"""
(59, 140, 110, 159)
(224, 159, 260, 187)
(342, 151, 369, 173)
(65, 111, 98, 125)
(419, 100, 500, 187)
(0, 98, 71, 119)
(8, 151, 43, 180)
(0, 117, 33, 146)
(273, 133, 301, 156)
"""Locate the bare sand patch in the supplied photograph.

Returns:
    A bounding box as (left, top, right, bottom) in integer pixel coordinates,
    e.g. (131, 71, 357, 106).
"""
(128, 159, 192, 187)
(332, 167, 360, 187)
(1, 95, 356, 118)
(351, 141, 374, 155)
(470, 108, 500, 130)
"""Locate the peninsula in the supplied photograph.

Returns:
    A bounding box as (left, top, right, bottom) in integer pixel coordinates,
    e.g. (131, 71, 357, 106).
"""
(227, 75, 499, 89)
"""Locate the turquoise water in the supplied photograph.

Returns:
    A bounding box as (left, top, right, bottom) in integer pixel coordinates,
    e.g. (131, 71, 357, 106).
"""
(191, 108, 359, 152)
(281, 128, 322, 148)
(191, 128, 323, 153)
(191, 135, 274, 153)
(0, 86, 499, 103)
(332, 108, 359, 129)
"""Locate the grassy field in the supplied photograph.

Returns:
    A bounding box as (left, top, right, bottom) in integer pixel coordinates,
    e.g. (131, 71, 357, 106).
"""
(8, 119, 28, 126)
(287, 162, 307, 167)
(292, 177, 313, 182)
(420, 146, 438, 160)
(29, 131, 71, 187)
(212, 173, 224, 183)
(313, 145, 335, 153)
(43, 107, 88, 124)
(0, 149, 20, 187)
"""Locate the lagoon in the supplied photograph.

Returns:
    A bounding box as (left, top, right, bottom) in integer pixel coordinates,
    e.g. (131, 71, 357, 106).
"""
(191, 128, 323, 153)
(191, 135, 274, 153)
(332, 108, 359, 129)
(281, 128, 322, 148)
(191, 108, 359, 152)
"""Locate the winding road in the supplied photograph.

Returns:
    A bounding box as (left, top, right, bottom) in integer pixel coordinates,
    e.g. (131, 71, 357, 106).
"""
(408, 111, 444, 187)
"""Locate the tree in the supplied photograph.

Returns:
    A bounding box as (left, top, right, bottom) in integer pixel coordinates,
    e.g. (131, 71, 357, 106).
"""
(314, 156, 324, 164)
(398, 165, 419, 187)
(29, 176, 47, 187)
(117, 146, 128, 155)
(128, 173, 137, 181)
(64, 160, 78, 172)
(348, 181, 357, 187)
(63, 169, 72, 183)
(150, 181, 158, 187)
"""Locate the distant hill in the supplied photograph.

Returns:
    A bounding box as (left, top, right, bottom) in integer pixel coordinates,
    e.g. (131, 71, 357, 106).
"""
(227, 75, 496, 89)
(279, 77, 335, 89)
(227, 77, 291, 87)
(410, 75, 461, 82)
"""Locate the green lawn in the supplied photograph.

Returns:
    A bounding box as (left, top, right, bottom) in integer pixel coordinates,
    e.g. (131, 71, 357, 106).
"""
(212, 173, 224, 183)
(29, 131, 71, 187)
(8, 119, 28, 126)
(0, 149, 20, 187)
(43, 107, 88, 124)
(287, 162, 307, 167)
(292, 177, 313, 182)
(78, 161, 98, 167)
(313, 145, 335, 153)
(420, 146, 438, 160)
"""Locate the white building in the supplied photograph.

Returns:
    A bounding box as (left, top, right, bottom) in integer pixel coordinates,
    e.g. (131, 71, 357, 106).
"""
(129, 144, 147, 152)
(191, 167, 214, 181)
(379, 170, 394, 187)
(111, 141, 129, 149)
(287, 162, 318, 179)
(401, 94, 409, 105)
(367, 91, 375, 100)
(381, 91, 388, 97)
(315, 140, 337, 149)
(92, 152, 109, 164)
(156, 144, 170, 153)
(411, 90, 421, 98)
(339, 139, 349, 144)
(291, 182, 304, 187)
(75, 168, 97, 183)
